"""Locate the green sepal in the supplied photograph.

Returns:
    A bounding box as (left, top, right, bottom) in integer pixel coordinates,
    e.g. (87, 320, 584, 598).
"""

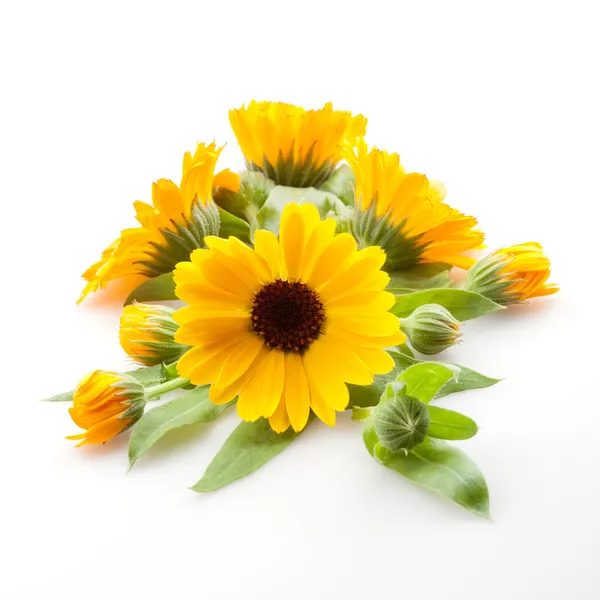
(351, 202, 428, 269)
(392, 288, 504, 321)
(124, 272, 176, 305)
(248, 143, 335, 188)
(136, 201, 220, 278)
(318, 164, 356, 206)
(218, 206, 252, 243)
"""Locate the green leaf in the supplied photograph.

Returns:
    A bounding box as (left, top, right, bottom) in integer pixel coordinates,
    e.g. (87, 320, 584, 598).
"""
(392, 288, 504, 321)
(218, 206, 252, 243)
(191, 416, 312, 492)
(435, 366, 502, 399)
(398, 362, 456, 404)
(254, 185, 349, 235)
(363, 432, 490, 518)
(124, 272, 176, 305)
(387, 263, 453, 293)
(349, 350, 500, 409)
(40, 365, 167, 402)
(128, 386, 231, 467)
(427, 406, 478, 440)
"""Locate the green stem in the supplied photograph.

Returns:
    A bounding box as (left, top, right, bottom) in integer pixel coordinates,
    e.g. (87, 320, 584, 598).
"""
(146, 377, 189, 400)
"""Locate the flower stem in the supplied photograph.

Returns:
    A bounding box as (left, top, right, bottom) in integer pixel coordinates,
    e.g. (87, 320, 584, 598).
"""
(146, 377, 189, 400)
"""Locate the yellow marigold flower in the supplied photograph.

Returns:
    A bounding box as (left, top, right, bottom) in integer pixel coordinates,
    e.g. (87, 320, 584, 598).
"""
(67, 371, 146, 447)
(343, 140, 484, 270)
(173, 203, 405, 434)
(229, 101, 367, 188)
(78, 142, 231, 303)
(119, 303, 188, 366)
(464, 242, 559, 305)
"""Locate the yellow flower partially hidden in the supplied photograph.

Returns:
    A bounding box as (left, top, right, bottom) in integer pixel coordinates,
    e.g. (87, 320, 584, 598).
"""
(173, 203, 405, 433)
(78, 143, 235, 303)
(465, 242, 559, 305)
(120, 303, 187, 366)
(229, 101, 367, 188)
(67, 371, 145, 447)
(343, 140, 484, 270)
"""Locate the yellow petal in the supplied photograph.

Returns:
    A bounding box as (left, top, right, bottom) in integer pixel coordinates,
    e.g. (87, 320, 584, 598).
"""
(284, 353, 310, 432)
(268, 397, 291, 433)
(303, 348, 349, 412)
(254, 230, 281, 279)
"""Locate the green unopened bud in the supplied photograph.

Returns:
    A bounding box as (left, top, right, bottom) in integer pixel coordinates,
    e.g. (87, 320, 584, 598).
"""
(401, 303, 462, 355)
(374, 381, 429, 452)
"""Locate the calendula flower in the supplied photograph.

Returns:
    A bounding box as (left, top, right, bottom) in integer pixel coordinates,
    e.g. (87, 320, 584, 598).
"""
(464, 242, 559, 305)
(78, 143, 235, 303)
(67, 371, 146, 447)
(343, 140, 484, 270)
(401, 303, 462, 355)
(229, 101, 367, 188)
(119, 303, 188, 366)
(173, 203, 405, 433)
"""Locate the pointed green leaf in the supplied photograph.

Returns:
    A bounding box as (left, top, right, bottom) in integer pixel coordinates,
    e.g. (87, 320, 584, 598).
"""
(427, 406, 478, 440)
(398, 362, 456, 404)
(124, 272, 176, 305)
(392, 288, 504, 321)
(363, 432, 490, 518)
(192, 416, 313, 492)
(128, 386, 231, 467)
(349, 350, 500, 409)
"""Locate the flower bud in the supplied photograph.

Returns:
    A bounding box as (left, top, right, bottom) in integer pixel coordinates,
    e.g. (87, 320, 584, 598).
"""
(373, 381, 429, 452)
(400, 303, 462, 355)
(67, 371, 146, 447)
(463, 242, 559, 305)
(119, 303, 188, 366)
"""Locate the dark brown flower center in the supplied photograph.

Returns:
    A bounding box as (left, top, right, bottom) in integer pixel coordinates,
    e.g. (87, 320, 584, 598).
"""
(251, 279, 325, 353)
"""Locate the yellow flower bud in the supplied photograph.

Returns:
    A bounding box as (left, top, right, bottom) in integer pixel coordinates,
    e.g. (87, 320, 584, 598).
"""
(401, 303, 462, 355)
(67, 371, 146, 447)
(464, 242, 559, 305)
(119, 303, 188, 366)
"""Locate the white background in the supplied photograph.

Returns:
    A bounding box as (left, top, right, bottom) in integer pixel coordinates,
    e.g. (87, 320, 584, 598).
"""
(1, 1, 598, 598)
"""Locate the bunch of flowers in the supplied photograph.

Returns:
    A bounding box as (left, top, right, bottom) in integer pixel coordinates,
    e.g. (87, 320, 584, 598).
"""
(44, 101, 558, 518)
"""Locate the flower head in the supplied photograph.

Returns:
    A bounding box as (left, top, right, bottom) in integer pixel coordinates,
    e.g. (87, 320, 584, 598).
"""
(78, 142, 232, 303)
(173, 203, 405, 433)
(401, 303, 462, 355)
(464, 242, 559, 305)
(119, 303, 188, 366)
(67, 371, 146, 447)
(343, 140, 484, 270)
(229, 101, 367, 188)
